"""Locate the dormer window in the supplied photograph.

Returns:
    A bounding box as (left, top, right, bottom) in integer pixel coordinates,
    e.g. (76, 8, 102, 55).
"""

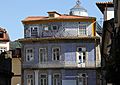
(49, 14, 54, 17)
(0, 32, 4, 38)
(47, 11, 61, 18)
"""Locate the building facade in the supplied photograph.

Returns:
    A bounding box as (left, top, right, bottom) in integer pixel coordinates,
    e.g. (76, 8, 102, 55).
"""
(10, 42, 21, 85)
(19, 1, 101, 85)
(96, 1, 114, 85)
(96, 1, 114, 21)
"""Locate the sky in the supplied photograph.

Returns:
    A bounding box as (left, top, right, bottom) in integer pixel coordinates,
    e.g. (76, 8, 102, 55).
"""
(0, 0, 112, 41)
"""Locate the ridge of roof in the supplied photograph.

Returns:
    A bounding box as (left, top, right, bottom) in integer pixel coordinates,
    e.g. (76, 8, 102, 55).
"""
(22, 14, 95, 22)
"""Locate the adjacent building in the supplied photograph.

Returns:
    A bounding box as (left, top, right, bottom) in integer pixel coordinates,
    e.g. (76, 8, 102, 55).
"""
(18, 1, 101, 85)
(96, 1, 114, 21)
(0, 27, 9, 54)
(96, 1, 114, 85)
(0, 27, 13, 85)
(10, 42, 21, 85)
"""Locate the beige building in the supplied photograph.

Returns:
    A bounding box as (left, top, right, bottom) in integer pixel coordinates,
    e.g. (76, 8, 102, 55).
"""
(10, 42, 21, 85)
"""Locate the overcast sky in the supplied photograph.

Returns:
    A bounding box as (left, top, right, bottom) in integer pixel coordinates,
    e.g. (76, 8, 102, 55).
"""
(0, 0, 112, 41)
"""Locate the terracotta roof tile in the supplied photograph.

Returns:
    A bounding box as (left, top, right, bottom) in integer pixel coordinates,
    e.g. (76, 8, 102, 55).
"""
(22, 14, 95, 22)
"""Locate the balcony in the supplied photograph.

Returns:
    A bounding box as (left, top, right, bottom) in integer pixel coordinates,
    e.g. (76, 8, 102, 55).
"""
(22, 60, 101, 69)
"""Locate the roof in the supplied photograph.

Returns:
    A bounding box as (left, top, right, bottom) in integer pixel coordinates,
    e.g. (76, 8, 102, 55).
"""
(96, 1, 113, 14)
(10, 41, 22, 50)
(22, 12, 95, 24)
(17, 36, 100, 43)
(0, 27, 10, 41)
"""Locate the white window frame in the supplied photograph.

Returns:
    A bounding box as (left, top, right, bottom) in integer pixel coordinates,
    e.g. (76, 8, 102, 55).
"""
(52, 47, 60, 61)
(26, 48, 34, 62)
(78, 73, 88, 85)
(39, 73, 47, 85)
(39, 48, 47, 63)
(77, 47, 86, 64)
(53, 73, 61, 85)
(43, 25, 51, 31)
(27, 74, 34, 85)
(79, 24, 87, 35)
(0, 47, 7, 54)
(29, 26, 39, 37)
(43, 25, 58, 31)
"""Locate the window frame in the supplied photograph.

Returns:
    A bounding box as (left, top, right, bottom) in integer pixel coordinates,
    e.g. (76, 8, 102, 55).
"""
(26, 48, 34, 62)
(0, 47, 7, 54)
(79, 24, 87, 35)
(77, 73, 88, 85)
(29, 26, 39, 37)
(53, 73, 61, 85)
(27, 74, 34, 85)
(39, 48, 47, 63)
(43, 25, 59, 31)
(52, 25, 58, 31)
(39, 73, 48, 85)
(52, 47, 60, 61)
(77, 47, 87, 63)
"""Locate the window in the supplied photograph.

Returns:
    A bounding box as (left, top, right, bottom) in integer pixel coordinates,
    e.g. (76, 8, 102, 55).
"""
(52, 26, 58, 30)
(30, 26, 39, 37)
(78, 74, 87, 85)
(39, 74, 47, 85)
(39, 48, 47, 63)
(43, 25, 58, 31)
(79, 24, 87, 35)
(53, 74, 61, 85)
(52, 47, 60, 61)
(0, 47, 7, 54)
(27, 74, 34, 85)
(0, 32, 4, 38)
(43, 26, 51, 31)
(49, 14, 54, 17)
(77, 47, 86, 63)
(26, 48, 34, 62)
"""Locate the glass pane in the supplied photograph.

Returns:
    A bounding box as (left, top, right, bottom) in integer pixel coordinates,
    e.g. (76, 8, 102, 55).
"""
(53, 26, 57, 30)
(31, 80, 33, 85)
(41, 79, 43, 85)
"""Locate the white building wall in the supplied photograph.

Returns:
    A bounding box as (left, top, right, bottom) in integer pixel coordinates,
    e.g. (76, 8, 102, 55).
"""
(107, 7, 114, 20)
(72, 11, 88, 16)
(0, 42, 9, 53)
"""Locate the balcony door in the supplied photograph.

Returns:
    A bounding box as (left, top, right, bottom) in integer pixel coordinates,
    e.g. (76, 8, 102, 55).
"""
(77, 47, 86, 67)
